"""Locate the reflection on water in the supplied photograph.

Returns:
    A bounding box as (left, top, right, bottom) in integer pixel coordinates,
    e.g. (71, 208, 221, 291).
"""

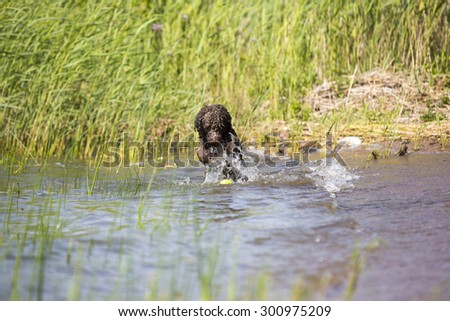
(0, 152, 449, 300)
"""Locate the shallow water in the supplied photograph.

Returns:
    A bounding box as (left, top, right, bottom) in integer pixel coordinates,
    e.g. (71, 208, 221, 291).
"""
(0, 151, 449, 300)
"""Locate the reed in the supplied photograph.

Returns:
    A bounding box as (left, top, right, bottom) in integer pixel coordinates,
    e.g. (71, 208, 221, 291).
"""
(1, 0, 448, 159)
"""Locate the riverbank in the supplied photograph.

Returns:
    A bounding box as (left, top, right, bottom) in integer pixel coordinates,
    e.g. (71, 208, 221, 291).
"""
(1, 1, 448, 161)
(248, 70, 449, 155)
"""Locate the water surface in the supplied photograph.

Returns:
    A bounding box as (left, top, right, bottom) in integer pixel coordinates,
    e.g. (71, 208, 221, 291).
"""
(0, 151, 449, 300)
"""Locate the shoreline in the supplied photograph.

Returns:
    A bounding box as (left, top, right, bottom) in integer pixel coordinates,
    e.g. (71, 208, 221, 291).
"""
(245, 70, 450, 154)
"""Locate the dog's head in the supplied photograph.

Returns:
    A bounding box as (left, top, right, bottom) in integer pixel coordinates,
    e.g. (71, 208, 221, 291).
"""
(195, 105, 233, 140)
(195, 104, 234, 164)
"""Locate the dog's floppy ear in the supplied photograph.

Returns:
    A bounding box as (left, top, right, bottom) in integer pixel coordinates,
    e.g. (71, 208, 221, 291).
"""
(226, 133, 243, 159)
(229, 132, 241, 146)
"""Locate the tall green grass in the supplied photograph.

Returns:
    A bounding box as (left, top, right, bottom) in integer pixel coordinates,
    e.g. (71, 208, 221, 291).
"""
(1, 0, 448, 159)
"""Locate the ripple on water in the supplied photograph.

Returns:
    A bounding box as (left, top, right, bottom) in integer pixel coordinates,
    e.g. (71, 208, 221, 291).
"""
(5, 154, 449, 300)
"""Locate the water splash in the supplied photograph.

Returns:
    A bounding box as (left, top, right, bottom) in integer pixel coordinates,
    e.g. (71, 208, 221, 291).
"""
(306, 158, 358, 196)
(203, 160, 226, 184)
(233, 157, 260, 182)
(202, 156, 261, 184)
(200, 152, 357, 195)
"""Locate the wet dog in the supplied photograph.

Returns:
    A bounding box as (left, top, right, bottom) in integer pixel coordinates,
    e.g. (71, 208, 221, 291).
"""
(194, 104, 246, 181)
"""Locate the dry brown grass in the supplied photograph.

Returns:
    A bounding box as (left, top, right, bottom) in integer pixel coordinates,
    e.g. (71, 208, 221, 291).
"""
(305, 69, 449, 121)
(248, 69, 450, 153)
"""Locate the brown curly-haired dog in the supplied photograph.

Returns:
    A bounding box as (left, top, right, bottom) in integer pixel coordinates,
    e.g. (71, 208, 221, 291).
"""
(194, 104, 246, 181)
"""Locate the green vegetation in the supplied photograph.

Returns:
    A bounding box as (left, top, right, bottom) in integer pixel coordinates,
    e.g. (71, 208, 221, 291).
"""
(1, 1, 449, 301)
(420, 108, 446, 122)
(1, 0, 448, 160)
(420, 99, 447, 122)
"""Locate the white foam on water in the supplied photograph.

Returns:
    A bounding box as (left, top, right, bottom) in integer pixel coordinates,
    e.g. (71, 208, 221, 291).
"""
(306, 158, 358, 195)
(203, 161, 226, 184)
(175, 177, 192, 185)
(233, 157, 260, 182)
(197, 149, 358, 194)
